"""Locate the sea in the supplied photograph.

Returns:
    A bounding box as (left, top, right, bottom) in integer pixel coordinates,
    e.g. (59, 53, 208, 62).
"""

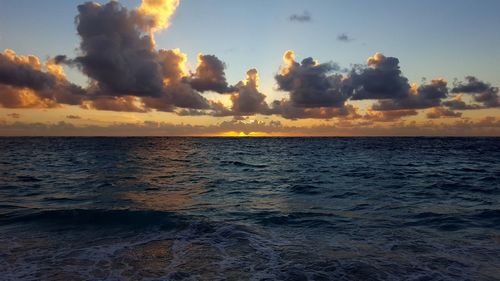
(0, 137, 499, 281)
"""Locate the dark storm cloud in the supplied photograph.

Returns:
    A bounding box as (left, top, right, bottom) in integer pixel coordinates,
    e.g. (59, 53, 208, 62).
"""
(373, 79, 448, 111)
(289, 11, 311, 22)
(349, 53, 411, 100)
(337, 33, 354, 42)
(275, 51, 350, 108)
(186, 54, 236, 94)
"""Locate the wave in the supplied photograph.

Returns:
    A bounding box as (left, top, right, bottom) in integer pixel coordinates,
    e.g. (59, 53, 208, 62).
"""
(403, 209, 500, 231)
(220, 160, 268, 168)
(0, 209, 189, 230)
(289, 184, 321, 195)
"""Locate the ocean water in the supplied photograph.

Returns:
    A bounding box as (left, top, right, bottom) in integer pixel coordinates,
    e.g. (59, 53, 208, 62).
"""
(0, 137, 499, 281)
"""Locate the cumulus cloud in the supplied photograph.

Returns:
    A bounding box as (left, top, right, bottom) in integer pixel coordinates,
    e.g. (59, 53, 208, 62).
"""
(451, 76, 490, 94)
(138, 0, 179, 33)
(57, 1, 210, 111)
(0, 84, 58, 109)
(373, 79, 448, 111)
(442, 94, 481, 110)
(185, 54, 236, 94)
(350, 53, 411, 100)
(276, 50, 350, 108)
(270, 100, 359, 120)
(289, 11, 311, 22)
(0, 49, 84, 108)
(231, 69, 270, 115)
(0, 49, 56, 91)
(475, 87, 499, 108)
(73, 1, 165, 98)
(450, 76, 499, 108)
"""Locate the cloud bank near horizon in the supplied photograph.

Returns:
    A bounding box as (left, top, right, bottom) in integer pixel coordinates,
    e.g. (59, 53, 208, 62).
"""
(1, 116, 499, 137)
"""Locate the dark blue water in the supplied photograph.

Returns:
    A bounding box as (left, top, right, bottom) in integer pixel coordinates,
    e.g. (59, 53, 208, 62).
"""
(0, 137, 499, 280)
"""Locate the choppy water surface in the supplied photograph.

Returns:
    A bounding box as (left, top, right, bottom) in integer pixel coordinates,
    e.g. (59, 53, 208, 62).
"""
(0, 137, 499, 280)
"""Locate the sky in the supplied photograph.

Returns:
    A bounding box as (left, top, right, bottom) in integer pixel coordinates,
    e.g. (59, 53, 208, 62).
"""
(0, 0, 499, 136)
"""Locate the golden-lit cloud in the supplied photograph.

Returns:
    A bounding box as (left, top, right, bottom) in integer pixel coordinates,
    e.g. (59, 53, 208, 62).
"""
(280, 50, 296, 75)
(0, 49, 82, 108)
(81, 96, 149, 113)
(0, 85, 59, 109)
(364, 109, 418, 122)
(138, 0, 180, 33)
(367, 52, 386, 67)
(426, 107, 462, 119)
(1, 117, 499, 137)
(45, 59, 67, 81)
(3, 49, 42, 70)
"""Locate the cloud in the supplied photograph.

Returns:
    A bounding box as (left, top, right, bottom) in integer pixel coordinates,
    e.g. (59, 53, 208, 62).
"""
(0, 49, 56, 91)
(337, 33, 354, 42)
(289, 11, 311, 23)
(275, 101, 360, 120)
(442, 94, 482, 110)
(0, 84, 58, 108)
(7, 113, 21, 119)
(0, 49, 85, 108)
(81, 96, 149, 113)
(62, 0, 212, 111)
(373, 79, 448, 110)
(0, 0, 498, 129)
(350, 53, 411, 100)
(185, 54, 236, 94)
(275, 50, 350, 108)
(364, 109, 418, 122)
(1, 117, 499, 137)
(138, 0, 180, 33)
(450, 76, 499, 108)
(451, 76, 490, 94)
(426, 107, 462, 119)
(73, 1, 165, 98)
(474, 87, 499, 108)
(230, 69, 270, 115)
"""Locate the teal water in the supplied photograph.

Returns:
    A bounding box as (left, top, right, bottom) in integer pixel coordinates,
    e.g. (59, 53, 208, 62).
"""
(0, 137, 499, 280)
